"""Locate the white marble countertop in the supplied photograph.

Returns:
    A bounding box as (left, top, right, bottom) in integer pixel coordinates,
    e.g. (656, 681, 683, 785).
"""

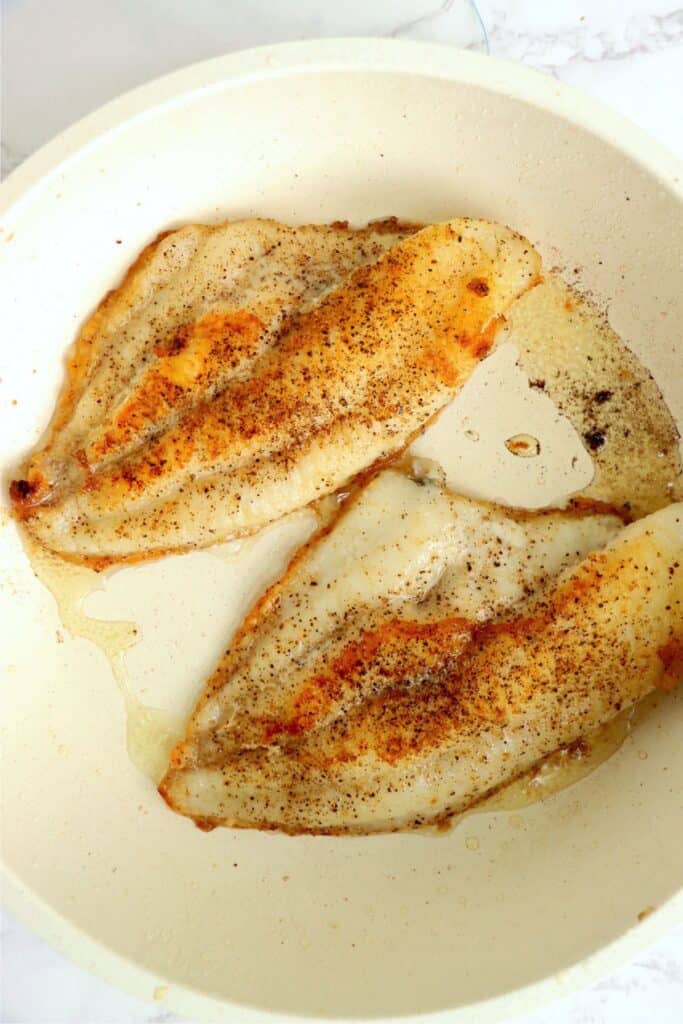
(1, 1, 682, 1021)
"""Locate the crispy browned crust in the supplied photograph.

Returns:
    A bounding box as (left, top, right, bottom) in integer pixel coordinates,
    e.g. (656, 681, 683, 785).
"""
(57, 229, 178, 433)
(11, 229, 180, 510)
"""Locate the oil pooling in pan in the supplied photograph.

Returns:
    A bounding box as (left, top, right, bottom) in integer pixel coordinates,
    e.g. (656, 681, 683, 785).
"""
(23, 535, 184, 783)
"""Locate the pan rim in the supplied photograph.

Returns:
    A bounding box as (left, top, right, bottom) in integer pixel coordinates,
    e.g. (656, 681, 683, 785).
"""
(1, 36, 681, 1024)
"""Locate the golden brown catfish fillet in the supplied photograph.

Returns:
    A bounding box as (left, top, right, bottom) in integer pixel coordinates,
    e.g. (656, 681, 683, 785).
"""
(12, 218, 541, 564)
(159, 497, 682, 834)
(165, 470, 623, 760)
(11, 218, 418, 512)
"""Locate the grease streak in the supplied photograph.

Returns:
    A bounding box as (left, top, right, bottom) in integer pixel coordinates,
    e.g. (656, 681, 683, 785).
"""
(24, 532, 182, 783)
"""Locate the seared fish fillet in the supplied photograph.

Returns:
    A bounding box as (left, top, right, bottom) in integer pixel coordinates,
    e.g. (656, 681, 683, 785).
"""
(507, 275, 683, 517)
(159, 471, 677, 835)
(16, 218, 418, 499)
(12, 219, 540, 564)
(175, 471, 622, 756)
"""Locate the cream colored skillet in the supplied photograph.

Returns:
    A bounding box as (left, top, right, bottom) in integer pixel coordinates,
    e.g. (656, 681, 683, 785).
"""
(0, 39, 682, 1024)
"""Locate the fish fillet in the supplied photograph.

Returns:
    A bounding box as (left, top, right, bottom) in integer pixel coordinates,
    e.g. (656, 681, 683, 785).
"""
(11, 219, 540, 564)
(159, 471, 679, 835)
(507, 275, 683, 517)
(12, 218, 418, 507)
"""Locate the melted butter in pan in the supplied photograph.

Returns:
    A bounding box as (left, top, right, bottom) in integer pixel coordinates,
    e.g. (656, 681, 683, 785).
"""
(24, 536, 183, 783)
